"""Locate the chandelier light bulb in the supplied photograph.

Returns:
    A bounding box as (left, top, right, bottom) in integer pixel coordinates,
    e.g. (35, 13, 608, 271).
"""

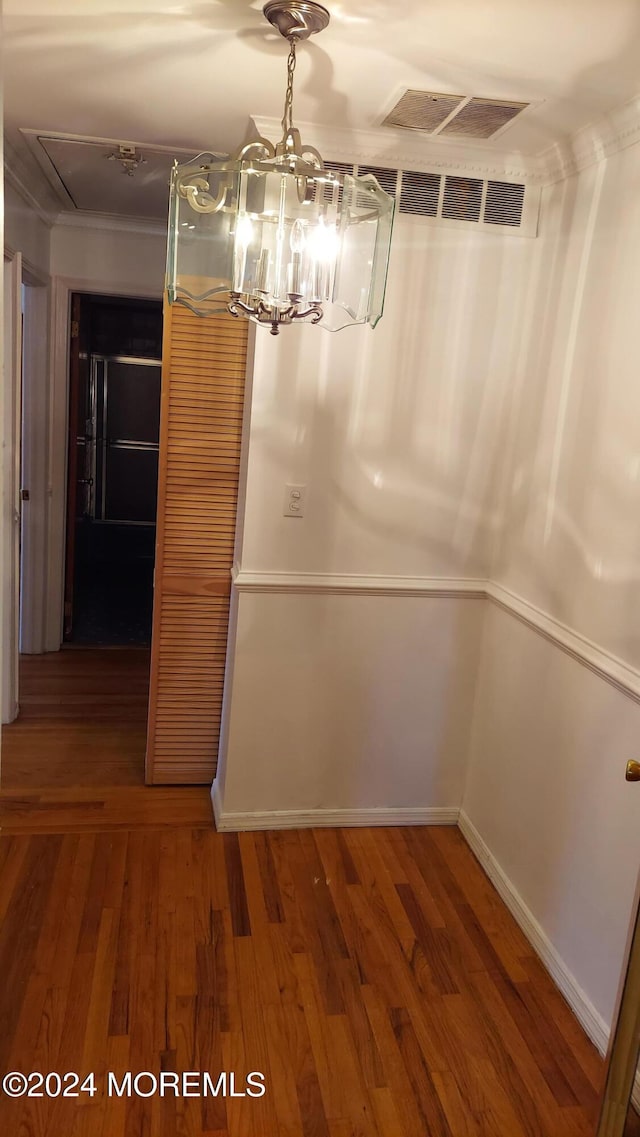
(289, 218, 306, 255)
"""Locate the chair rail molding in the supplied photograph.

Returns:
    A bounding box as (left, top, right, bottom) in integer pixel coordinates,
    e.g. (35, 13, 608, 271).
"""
(231, 567, 640, 704)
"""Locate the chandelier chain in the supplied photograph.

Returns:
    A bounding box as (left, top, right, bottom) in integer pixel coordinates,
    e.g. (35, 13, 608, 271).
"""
(281, 37, 297, 142)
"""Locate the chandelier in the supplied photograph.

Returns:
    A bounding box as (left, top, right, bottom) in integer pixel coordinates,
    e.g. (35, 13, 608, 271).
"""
(166, 1, 394, 335)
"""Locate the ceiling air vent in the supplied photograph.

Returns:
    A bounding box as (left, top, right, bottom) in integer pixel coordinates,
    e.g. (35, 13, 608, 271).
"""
(440, 98, 528, 139)
(382, 91, 529, 139)
(399, 171, 440, 217)
(383, 90, 465, 132)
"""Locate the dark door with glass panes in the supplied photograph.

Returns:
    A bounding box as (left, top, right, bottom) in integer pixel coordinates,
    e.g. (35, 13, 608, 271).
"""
(64, 294, 163, 644)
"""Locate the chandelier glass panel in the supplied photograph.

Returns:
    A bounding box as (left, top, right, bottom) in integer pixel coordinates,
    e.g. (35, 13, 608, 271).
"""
(166, 2, 394, 335)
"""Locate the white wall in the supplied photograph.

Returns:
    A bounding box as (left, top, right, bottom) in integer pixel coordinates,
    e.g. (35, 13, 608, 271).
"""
(50, 219, 165, 295)
(4, 181, 51, 275)
(238, 219, 533, 581)
(493, 149, 640, 666)
(464, 142, 640, 1037)
(463, 602, 640, 1032)
(216, 218, 533, 823)
(218, 591, 484, 823)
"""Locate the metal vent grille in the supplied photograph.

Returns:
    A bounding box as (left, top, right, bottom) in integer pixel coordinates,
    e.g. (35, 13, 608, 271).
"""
(322, 160, 354, 204)
(484, 180, 525, 226)
(382, 91, 529, 139)
(323, 162, 532, 233)
(442, 176, 483, 222)
(383, 90, 465, 132)
(399, 170, 440, 217)
(324, 160, 354, 179)
(357, 164, 399, 197)
(440, 98, 528, 139)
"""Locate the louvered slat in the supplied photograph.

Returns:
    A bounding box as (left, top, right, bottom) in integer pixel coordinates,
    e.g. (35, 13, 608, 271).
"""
(442, 175, 483, 222)
(146, 305, 248, 784)
(483, 180, 526, 226)
(356, 164, 399, 197)
(399, 170, 441, 217)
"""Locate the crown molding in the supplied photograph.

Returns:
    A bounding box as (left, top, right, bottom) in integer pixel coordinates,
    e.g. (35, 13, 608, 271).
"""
(53, 209, 166, 238)
(253, 92, 640, 188)
(3, 138, 60, 227)
(535, 93, 640, 185)
(250, 115, 544, 184)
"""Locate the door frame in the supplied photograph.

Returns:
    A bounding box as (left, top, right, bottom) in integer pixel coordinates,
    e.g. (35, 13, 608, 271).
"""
(2, 246, 51, 725)
(20, 267, 52, 655)
(2, 252, 22, 723)
(47, 277, 162, 653)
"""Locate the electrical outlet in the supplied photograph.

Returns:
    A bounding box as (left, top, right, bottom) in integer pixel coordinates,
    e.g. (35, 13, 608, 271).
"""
(283, 483, 306, 517)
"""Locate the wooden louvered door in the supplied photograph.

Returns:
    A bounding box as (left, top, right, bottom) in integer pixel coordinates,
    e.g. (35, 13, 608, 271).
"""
(145, 303, 248, 784)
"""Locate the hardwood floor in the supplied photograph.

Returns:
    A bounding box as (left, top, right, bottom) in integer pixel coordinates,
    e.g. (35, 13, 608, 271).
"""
(2, 648, 151, 790)
(1, 649, 214, 831)
(0, 650, 609, 1135)
(0, 824, 605, 1137)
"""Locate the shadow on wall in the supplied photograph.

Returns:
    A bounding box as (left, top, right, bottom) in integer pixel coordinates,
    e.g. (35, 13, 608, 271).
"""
(246, 217, 528, 582)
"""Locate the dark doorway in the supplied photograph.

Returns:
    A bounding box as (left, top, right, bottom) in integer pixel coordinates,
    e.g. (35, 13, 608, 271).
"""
(64, 293, 163, 644)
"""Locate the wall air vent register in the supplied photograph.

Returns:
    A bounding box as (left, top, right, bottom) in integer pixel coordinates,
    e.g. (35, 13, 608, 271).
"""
(325, 162, 539, 237)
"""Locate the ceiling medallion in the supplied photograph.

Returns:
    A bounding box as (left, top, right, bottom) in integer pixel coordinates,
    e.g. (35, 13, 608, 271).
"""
(166, 1, 394, 335)
(106, 144, 147, 177)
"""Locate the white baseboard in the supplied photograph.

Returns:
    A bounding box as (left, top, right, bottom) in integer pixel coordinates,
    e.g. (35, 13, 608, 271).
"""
(459, 811, 640, 1111)
(211, 781, 458, 832)
(458, 810, 609, 1050)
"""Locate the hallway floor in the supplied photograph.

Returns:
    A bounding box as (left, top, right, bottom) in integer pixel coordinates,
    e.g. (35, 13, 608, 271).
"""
(2, 647, 151, 789)
(0, 648, 213, 831)
(0, 650, 619, 1136)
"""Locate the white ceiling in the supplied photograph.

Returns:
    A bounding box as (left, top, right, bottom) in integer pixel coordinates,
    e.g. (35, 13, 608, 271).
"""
(5, 0, 640, 217)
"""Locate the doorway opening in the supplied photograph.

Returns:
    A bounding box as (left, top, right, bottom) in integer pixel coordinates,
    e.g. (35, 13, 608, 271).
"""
(1, 291, 163, 794)
(64, 293, 163, 645)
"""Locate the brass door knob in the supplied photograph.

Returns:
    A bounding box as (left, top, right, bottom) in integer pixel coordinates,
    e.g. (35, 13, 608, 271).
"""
(626, 760, 640, 782)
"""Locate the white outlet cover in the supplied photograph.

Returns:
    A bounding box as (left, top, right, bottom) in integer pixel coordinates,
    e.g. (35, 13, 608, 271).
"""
(283, 483, 306, 518)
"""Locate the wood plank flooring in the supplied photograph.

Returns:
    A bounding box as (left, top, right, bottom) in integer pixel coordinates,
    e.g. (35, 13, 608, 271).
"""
(0, 824, 605, 1137)
(2, 648, 150, 789)
(1, 649, 215, 831)
(0, 650, 610, 1135)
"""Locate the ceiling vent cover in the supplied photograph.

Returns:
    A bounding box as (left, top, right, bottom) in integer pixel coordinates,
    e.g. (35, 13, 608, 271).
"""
(440, 97, 528, 139)
(383, 90, 465, 132)
(383, 91, 529, 139)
